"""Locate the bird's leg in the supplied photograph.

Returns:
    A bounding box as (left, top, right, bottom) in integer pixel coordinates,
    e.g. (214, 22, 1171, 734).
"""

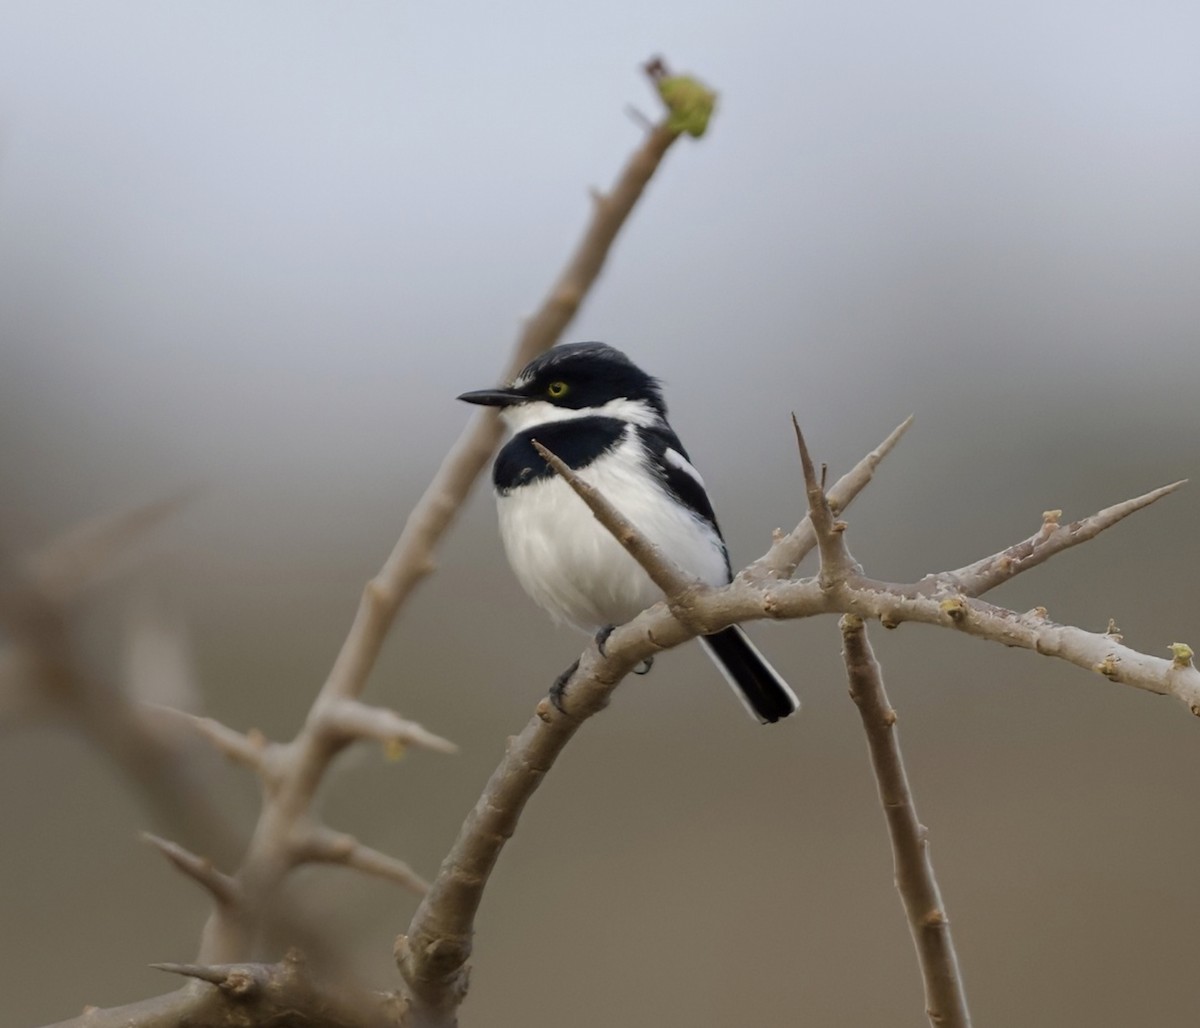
(549, 658, 580, 713)
(633, 656, 654, 676)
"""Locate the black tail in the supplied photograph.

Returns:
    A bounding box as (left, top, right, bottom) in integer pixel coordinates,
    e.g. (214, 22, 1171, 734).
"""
(699, 626, 799, 724)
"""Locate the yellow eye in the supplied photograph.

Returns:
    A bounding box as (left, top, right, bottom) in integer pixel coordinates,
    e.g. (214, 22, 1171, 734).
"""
(547, 380, 569, 399)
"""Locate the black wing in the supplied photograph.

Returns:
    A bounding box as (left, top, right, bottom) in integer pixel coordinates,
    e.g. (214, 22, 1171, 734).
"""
(637, 423, 731, 575)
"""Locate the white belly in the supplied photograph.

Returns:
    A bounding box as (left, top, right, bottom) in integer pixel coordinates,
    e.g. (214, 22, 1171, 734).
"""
(496, 441, 729, 633)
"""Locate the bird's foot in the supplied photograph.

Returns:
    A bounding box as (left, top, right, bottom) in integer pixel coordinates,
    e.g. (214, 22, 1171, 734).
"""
(593, 624, 616, 656)
(594, 626, 651, 673)
(549, 658, 581, 714)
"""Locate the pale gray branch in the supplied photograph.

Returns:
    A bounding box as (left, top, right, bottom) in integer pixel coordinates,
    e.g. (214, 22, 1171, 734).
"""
(841, 590, 1200, 713)
(841, 615, 972, 1028)
(940, 479, 1187, 597)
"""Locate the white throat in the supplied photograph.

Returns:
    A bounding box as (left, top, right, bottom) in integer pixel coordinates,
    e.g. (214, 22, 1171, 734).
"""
(500, 396, 662, 434)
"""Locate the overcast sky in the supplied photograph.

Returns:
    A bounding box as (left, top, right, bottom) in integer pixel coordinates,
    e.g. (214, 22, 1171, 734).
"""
(3, 1, 1197, 536)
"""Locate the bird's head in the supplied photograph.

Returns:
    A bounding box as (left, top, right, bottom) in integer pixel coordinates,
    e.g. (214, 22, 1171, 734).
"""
(458, 342, 666, 432)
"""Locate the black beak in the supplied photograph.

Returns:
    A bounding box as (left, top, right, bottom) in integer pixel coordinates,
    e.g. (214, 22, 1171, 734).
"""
(457, 387, 525, 407)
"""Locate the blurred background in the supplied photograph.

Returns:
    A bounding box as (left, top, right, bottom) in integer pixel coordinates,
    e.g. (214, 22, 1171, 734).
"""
(2, 2, 1198, 1025)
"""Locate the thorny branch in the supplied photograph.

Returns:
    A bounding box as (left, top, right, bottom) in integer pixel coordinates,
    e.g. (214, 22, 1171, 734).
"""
(397, 416, 916, 1024)
(397, 416, 1192, 1028)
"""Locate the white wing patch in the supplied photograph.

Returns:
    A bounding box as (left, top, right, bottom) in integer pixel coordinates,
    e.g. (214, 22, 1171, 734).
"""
(664, 447, 706, 489)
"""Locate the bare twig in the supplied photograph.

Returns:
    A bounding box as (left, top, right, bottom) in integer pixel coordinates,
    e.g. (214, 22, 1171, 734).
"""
(792, 415, 859, 585)
(181, 712, 269, 771)
(323, 699, 458, 755)
(141, 833, 240, 908)
(841, 615, 972, 1028)
(838, 588, 1200, 713)
(744, 414, 913, 584)
(296, 827, 430, 895)
(940, 480, 1187, 597)
(152, 962, 253, 990)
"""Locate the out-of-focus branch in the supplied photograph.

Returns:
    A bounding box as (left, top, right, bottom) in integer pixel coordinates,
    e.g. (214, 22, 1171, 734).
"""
(841, 615, 972, 1028)
(40, 953, 402, 1028)
(0, 500, 243, 865)
(191, 698, 454, 963)
(296, 827, 431, 894)
(141, 833, 241, 908)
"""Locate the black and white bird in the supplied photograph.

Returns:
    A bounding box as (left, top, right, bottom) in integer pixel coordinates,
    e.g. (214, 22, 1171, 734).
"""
(458, 342, 799, 724)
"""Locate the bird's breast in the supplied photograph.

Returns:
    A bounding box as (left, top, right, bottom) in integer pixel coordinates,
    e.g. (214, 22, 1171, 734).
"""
(495, 440, 728, 633)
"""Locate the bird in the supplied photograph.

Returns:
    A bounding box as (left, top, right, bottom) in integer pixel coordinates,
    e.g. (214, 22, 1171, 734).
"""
(458, 341, 799, 724)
